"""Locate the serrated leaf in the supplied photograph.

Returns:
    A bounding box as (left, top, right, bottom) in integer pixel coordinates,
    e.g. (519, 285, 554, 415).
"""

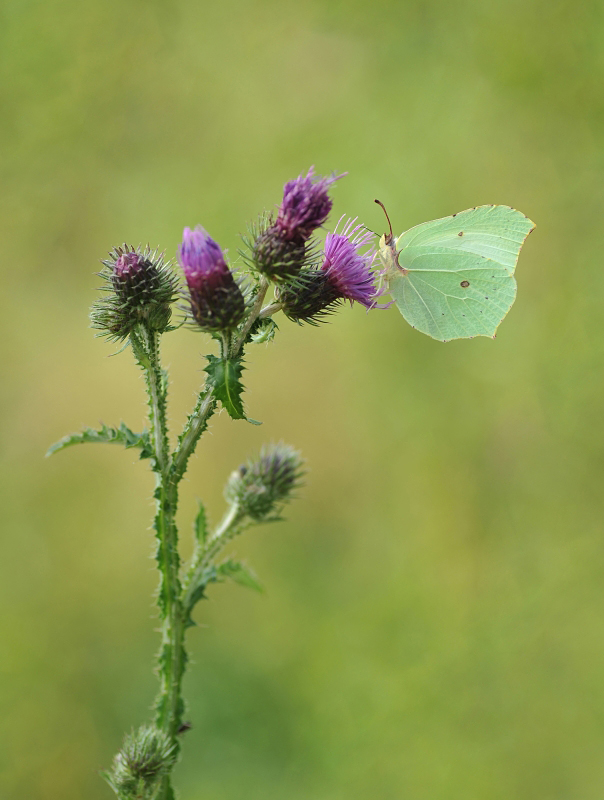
(46, 422, 153, 458)
(216, 559, 263, 593)
(249, 317, 278, 344)
(204, 355, 246, 420)
(193, 500, 208, 544)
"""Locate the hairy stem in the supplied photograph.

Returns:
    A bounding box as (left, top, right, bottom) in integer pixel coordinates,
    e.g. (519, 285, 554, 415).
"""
(231, 276, 269, 356)
(171, 390, 217, 482)
(137, 329, 184, 800)
(182, 503, 246, 615)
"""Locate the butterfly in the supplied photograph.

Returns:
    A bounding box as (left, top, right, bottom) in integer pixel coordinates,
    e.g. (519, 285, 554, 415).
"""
(376, 201, 535, 342)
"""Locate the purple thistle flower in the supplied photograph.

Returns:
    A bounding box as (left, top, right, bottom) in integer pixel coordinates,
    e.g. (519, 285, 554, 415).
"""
(276, 167, 344, 242)
(178, 227, 245, 332)
(321, 218, 386, 309)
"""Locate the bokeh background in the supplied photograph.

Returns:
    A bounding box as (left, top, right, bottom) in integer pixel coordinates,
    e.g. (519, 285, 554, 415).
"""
(2, 0, 604, 797)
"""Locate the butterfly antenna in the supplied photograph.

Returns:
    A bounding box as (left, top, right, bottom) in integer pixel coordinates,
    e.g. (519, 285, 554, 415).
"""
(360, 224, 378, 236)
(374, 199, 393, 240)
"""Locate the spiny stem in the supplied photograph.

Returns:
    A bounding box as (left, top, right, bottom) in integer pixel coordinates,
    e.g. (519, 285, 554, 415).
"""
(170, 390, 217, 482)
(135, 327, 184, 800)
(182, 503, 246, 615)
(142, 328, 169, 473)
(231, 276, 269, 356)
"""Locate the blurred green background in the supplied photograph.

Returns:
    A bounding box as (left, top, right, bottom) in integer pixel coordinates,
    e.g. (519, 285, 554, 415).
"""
(1, 0, 604, 797)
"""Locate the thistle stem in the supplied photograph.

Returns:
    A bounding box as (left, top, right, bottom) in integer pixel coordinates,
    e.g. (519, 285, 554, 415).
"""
(182, 503, 246, 615)
(259, 301, 283, 318)
(231, 276, 269, 355)
(171, 390, 217, 482)
(137, 328, 185, 800)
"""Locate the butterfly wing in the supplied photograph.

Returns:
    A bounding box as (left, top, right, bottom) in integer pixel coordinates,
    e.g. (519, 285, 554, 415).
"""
(388, 205, 535, 342)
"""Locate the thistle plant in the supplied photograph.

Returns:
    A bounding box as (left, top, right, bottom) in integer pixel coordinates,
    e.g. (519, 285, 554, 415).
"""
(48, 168, 384, 799)
(49, 166, 533, 797)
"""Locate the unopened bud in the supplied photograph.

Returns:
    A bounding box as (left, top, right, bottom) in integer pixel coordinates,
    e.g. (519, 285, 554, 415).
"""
(179, 227, 245, 332)
(91, 246, 178, 341)
(225, 443, 304, 521)
(104, 725, 176, 799)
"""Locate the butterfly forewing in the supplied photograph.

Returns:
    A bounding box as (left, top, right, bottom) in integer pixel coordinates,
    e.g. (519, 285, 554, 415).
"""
(389, 205, 534, 341)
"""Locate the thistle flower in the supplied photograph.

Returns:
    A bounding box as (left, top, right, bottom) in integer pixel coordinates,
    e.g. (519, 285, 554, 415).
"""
(279, 218, 385, 323)
(225, 443, 304, 521)
(321, 218, 384, 308)
(91, 245, 178, 341)
(250, 168, 343, 281)
(276, 167, 343, 242)
(179, 226, 245, 333)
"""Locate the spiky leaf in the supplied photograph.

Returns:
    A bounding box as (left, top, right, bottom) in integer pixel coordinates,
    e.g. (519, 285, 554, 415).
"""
(46, 422, 153, 459)
(204, 355, 246, 420)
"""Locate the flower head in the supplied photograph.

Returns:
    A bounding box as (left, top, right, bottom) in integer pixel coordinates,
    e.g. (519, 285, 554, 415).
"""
(91, 245, 178, 341)
(321, 218, 385, 308)
(178, 226, 245, 332)
(278, 218, 385, 323)
(248, 168, 344, 282)
(276, 167, 343, 242)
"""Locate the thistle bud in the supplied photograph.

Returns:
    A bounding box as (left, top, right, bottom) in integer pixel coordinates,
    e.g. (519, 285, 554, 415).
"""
(225, 443, 304, 521)
(179, 226, 245, 332)
(277, 268, 341, 324)
(250, 222, 308, 282)
(91, 245, 178, 341)
(104, 725, 176, 799)
(250, 168, 343, 282)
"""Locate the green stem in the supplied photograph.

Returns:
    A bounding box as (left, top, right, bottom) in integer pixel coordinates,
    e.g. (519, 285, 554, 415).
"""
(230, 276, 269, 356)
(170, 389, 217, 482)
(182, 503, 246, 615)
(136, 328, 184, 800)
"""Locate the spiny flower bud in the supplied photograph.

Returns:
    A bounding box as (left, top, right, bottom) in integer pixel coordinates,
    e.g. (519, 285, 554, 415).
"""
(250, 221, 308, 282)
(277, 268, 341, 324)
(91, 245, 178, 341)
(179, 226, 246, 333)
(249, 168, 343, 282)
(278, 219, 386, 323)
(104, 725, 176, 799)
(225, 443, 304, 521)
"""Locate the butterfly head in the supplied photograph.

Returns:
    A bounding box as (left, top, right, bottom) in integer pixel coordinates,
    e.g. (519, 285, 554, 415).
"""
(375, 199, 400, 274)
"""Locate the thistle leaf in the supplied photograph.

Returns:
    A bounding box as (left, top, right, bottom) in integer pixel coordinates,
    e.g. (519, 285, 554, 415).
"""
(204, 355, 246, 420)
(46, 422, 153, 458)
(193, 500, 208, 544)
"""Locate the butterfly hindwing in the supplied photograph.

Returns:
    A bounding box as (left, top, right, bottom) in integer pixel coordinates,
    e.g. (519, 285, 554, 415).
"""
(387, 205, 534, 342)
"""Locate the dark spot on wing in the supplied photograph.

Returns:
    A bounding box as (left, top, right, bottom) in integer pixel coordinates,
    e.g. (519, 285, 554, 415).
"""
(460, 280, 470, 288)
